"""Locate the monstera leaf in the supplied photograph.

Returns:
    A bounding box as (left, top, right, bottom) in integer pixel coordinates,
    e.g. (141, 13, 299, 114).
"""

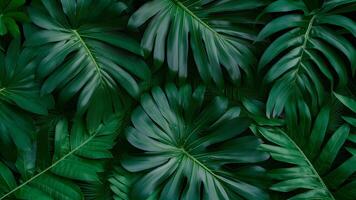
(129, 0, 266, 87)
(0, 0, 27, 37)
(121, 84, 270, 200)
(253, 103, 356, 200)
(0, 114, 122, 200)
(0, 39, 51, 155)
(257, 0, 356, 118)
(25, 0, 151, 128)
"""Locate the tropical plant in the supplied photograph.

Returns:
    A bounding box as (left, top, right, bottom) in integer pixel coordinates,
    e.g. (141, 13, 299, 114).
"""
(334, 92, 356, 127)
(257, 0, 356, 118)
(334, 91, 356, 155)
(0, 114, 122, 199)
(25, 0, 150, 129)
(120, 84, 270, 199)
(253, 103, 356, 200)
(0, 39, 51, 156)
(0, 0, 27, 37)
(129, 0, 267, 87)
(109, 166, 159, 200)
(0, 0, 355, 199)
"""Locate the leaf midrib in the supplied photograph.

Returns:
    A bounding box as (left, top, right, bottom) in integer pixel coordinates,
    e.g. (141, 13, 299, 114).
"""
(71, 29, 103, 81)
(171, 0, 222, 38)
(293, 15, 316, 77)
(0, 133, 97, 199)
(280, 130, 336, 200)
(179, 148, 223, 182)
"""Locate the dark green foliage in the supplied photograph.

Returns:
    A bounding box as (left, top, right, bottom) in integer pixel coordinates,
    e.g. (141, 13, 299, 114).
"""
(121, 84, 270, 199)
(0, 39, 52, 156)
(26, 0, 150, 129)
(253, 104, 355, 200)
(0, 114, 122, 199)
(257, 0, 356, 118)
(0, 0, 27, 37)
(129, 0, 267, 87)
(0, 0, 355, 199)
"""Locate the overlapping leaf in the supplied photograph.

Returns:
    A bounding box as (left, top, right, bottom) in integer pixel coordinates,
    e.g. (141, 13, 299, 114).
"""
(121, 83, 270, 200)
(129, 0, 266, 87)
(253, 103, 356, 200)
(334, 92, 356, 156)
(257, 0, 356, 118)
(109, 166, 159, 200)
(0, 115, 122, 200)
(25, 0, 151, 128)
(0, 1, 355, 200)
(0, 0, 27, 37)
(0, 39, 52, 155)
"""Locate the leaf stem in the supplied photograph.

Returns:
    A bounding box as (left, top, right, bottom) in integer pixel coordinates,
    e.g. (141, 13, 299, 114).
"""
(71, 29, 102, 80)
(171, 0, 220, 36)
(0, 134, 97, 199)
(179, 148, 220, 180)
(281, 131, 336, 200)
(294, 15, 316, 75)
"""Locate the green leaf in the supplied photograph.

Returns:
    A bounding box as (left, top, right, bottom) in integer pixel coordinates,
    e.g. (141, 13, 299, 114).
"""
(256, 14, 304, 41)
(334, 92, 356, 113)
(0, 16, 8, 35)
(255, 104, 356, 200)
(258, 2, 355, 118)
(121, 84, 270, 200)
(6, 0, 26, 10)
(318, 15, 356, 37)
(129, 0, 266, 87)
(109, 166, 159, 200)
(0, 0, 26, 37)
(26, 0, 150, 128)
(0, 115, 122, 199)
(0, 40, 52, 152)
(0, 162, 16, 196)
